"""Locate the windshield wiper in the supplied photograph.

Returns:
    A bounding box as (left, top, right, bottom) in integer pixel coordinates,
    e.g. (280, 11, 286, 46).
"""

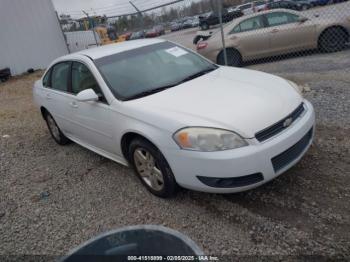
(124, 84, 176, 101)
(177, 66, 218, 84)
(124, 66, 218, 101)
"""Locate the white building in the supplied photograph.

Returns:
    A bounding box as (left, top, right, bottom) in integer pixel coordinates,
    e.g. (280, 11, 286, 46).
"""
(65, 31, 101, 53)
(0, 0, 68, 75)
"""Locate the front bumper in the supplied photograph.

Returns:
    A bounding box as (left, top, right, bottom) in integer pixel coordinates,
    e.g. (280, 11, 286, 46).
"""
(162, 100, 315, 193)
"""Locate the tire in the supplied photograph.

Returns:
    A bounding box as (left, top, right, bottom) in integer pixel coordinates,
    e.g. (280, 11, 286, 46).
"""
(217, 49, 242, 67)
(129, 138, 178, 198)
(0, 76, 9, 82)
(44, 112, 70, 145)
(200, 22, 209, 31)
(319, 27, 348, 53)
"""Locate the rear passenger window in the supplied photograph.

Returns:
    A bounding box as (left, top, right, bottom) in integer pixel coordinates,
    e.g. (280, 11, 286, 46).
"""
(51, 62, 70, 92)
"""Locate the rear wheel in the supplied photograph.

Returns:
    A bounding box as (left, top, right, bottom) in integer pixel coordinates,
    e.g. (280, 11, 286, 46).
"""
(319, 27, 348, 52)
(129, 138, 178, 198)
(200, 22, 209, 31)
(45, 112, 70, 145)
(0, 76, 9, 82)
(217, 49, 242, 67)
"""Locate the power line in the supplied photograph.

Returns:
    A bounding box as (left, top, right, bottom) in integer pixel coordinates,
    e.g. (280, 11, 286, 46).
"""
(59, 0, 186, 14)
(133, 0, 185, 9)
(136, 0, 186, 13)
(59, 2, 132, 13)
(63, 6, 134, 15)
(59, 0, 186, 20)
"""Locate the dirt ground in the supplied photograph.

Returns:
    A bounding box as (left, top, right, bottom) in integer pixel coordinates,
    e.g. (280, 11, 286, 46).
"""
(0, 48, 349, 260)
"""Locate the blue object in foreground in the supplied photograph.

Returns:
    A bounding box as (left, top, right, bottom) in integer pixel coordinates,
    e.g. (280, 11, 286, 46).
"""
(61, 225, 204, 262)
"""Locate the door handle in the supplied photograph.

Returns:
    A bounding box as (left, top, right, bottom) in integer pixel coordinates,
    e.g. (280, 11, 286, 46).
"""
(70, 101, 79, 108)
(270, 29, 279, 33)
(45, 93, 52, 100)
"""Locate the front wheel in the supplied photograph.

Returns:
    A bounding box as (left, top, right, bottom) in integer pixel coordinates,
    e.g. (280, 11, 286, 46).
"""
(217, 49, 242, 67)
(200, 22, 209, 31)
(129, 138, 178, 198)
(319, 28, 348, 53)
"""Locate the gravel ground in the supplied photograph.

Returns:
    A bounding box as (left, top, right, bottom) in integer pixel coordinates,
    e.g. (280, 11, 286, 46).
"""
(0, 48, 349, 260)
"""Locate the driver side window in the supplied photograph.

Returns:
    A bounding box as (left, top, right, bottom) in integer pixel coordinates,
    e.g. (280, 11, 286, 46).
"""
(230, 16, 264, 34)
(71, 62, 107, 103)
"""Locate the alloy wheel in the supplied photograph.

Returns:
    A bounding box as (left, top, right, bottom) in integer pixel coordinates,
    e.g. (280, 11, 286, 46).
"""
(133, 148, 165, 191)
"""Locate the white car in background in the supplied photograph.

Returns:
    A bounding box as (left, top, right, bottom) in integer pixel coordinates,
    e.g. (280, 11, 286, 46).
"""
(236, 3, 255, 15)
(33, 39, 315, 198)
(237, 1, 267, 14)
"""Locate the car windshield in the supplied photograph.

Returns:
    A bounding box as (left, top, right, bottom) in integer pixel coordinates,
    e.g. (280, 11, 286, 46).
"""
(95, 42, 217, 101)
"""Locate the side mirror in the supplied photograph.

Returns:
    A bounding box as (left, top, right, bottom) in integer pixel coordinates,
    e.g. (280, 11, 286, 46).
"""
(298, 17, 308, 23)
(76, 89, 99, 102)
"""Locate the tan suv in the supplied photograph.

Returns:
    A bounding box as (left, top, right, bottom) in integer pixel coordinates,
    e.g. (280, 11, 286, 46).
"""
(196, 9, 350, 66)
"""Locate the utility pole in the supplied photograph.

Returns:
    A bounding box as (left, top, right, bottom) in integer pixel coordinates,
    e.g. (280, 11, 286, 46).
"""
(83, 10, 99, 47)
(129, 1, 145, 37)
(55, 11, 70, 53)
(218, 0, 228, 66)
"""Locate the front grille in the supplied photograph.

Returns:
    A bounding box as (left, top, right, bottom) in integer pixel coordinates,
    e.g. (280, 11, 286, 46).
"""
(255, 103, 305, 142)
(271, 128, 313, 172)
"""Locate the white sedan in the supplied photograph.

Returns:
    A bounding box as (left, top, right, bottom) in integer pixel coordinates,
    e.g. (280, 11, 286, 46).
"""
(33, 39, 315, 198)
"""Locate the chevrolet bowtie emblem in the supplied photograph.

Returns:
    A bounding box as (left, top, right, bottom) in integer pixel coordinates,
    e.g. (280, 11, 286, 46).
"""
(283, 118, 293, 128)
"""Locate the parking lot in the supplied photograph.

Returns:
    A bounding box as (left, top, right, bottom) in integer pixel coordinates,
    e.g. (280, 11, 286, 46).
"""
(1, 20, 350, 258)
(161, 2, 350, 51)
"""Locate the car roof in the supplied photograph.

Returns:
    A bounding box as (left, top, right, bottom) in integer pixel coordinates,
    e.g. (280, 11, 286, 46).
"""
(206, 8, 300, 35)
(238, 3, 252, 7)
(233, 8, 299, 22)
(62, 38, 166, 60)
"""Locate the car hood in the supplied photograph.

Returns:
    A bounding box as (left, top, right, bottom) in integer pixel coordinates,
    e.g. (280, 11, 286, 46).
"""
(126, 67, 303, 138)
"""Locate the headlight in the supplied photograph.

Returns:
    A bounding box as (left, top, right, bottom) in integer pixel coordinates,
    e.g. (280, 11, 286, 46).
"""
(287, 80, 303, 95)
(173, 127, 248, 152)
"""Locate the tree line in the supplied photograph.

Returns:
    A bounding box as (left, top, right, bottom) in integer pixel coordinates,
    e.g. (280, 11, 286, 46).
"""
(111, 0, 243, 33)
(60, 0, 244, 33)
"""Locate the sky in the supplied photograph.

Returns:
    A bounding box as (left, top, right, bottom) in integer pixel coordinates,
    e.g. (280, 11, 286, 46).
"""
(52, 0, 191, 18)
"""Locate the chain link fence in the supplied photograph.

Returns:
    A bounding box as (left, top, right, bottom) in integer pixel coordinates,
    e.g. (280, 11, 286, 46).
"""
(57, 0, 350, 68)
